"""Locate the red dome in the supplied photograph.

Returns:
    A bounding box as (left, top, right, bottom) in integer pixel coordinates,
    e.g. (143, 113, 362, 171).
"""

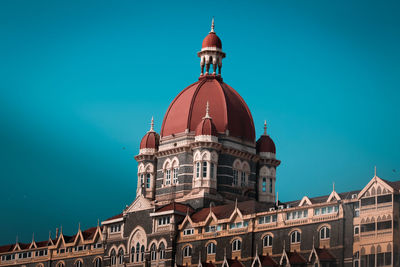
(161, 76, 255, 142)
(202, 32, 222, 49)
(140, 131, 159, 150)
(256, 135, 276, 154)
(195, 117, 218, 137)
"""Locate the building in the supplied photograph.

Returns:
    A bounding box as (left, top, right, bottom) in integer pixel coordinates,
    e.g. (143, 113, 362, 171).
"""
(0, 20, 399, 267)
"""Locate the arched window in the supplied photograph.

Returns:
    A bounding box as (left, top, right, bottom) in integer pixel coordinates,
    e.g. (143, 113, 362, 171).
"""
(118, 248, 124, 264)
(57, 263, 65, 267)
(94, 258, 101, 267)
(232, 239, 241, 251)
(150, 244, 157, 261)
(165, 169, 171, 185)
(290, 231, 301, 244)
(135, 243, 140, 262)
(210, 163, 215, 179)
(233, 169, 239, 186)
(110, 249, 116, 266)
(159, 243, 166, 259)
(196, 162, 200, 178)
(207, 243, 216, 255)
(269, 178, 273, 193)
(262, 177, 267, 192)
(320, 227, 330, 240)
(263, 235, 273, 247)
(173, 168, 178, 184)
(141, 245, 145, 262)
(75, 260, 82, 267)
(241, 171, 246, 186)
(183, 246, 192, 257)
(131, 247, 135, 262)
(140, 174, 144, 187)
(202, 162, 208, 177)
(146, 173, 151, 188)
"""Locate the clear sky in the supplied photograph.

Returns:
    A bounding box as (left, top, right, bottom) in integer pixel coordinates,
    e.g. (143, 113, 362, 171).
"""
(0, 0, 399, 244)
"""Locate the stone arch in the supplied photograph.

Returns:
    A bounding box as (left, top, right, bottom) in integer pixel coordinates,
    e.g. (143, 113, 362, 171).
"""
(144, 163, 154, 173)
(242, 161, 250, 173)
(193, 150, 202, 162)
(370, 246, 375, 254)
(365, 191, 370, 197)
(377, 245, 382, 253)
(201, 150, 211, 161)
(138, 163, 145, 173)
(162, 159, 171, 170)
(233, 159, 242, 170)
(377, 186, 382, 195)
(128, 226, 147, 252)
(371, 187, 376, 196)
(387, 243, 392, 252)
(171, 157, 179, 168)
(211, 151, 219, 162)
(360, 247, 366, 255)
(259, 166, 269, 177)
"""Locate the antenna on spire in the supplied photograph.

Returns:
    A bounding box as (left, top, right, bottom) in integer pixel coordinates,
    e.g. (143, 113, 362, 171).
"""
(333, 182, 335, 192)
(204, 101, 211, 119)
(211, 17, 215, 33)
(78, 222, 81, 231)
(150, 116, 155, 132)
(264, 120, 267, 135)
(374, 166, 377, 177)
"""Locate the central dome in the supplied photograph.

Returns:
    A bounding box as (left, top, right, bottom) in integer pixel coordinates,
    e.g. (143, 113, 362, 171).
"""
(161, 76, 255, 142)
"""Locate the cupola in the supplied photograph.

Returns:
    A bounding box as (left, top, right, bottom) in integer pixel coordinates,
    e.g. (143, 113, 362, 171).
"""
(197, 18, 226, 76)
(256, 121, 276, 156)
(195, 102, 218, 142)
(139, 117, 160, 154)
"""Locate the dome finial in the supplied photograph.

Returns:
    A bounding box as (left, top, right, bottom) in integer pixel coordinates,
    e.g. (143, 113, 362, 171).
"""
(211, 17, 215, 33)
(204, 101, 211, 119)
(149, 116, 155, 132)
(263, 120, 267, 135)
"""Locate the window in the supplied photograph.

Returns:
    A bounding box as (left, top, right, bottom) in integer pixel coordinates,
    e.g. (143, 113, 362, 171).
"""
(140, 174, 144, 186)
(57, 263, 65, 267)
(93, 243, 102, 249)
(207, 243, 216, 255)
(150, 244, 157, 261)
(263, 235, 273, 247)
(183, 246, 191, 257)
(135, 243, 140, 262)
(1, 254, 15, 261)
(262, 178, 267, 192)
(140, 245, 145, 262)
(118, 249, 124, 264)
(159, 243, 166, 259)
(35, 250, 48, 257)
(287, 210, 308, 220)
(158, 216, 170, 226)
(230, 221, 249, 229)
(110, 249, 116, 266)
(110, 224, 121, 233)
(258, 215, 277, 224)
(232, 239, 241, 251)
(183, 228, 194, 235)
(361, 197, 376, 206)
(241, 172, 246, 187)
(130, 246, 139, 263)
(196, 162, 200, 178)
(377, 220, 392, 230)
(354, 226, 360, 235)
(377, 194, 392, 204)
(75, 261, 82, 267)
(314, 206, 338, 216)
(165, 169, 171, 185)
(233, 169, 238, 186)
(202, 162, 208, 177)
(269, 178, 273, 193)
(94, 258, 101, 267)
(205, 225, 222, 232)
(173, 168, 178, 184)
(320, 227, 330, 239)
(210, 163, 215, 179)
(361, 223, 376, 232)
(146, 174, 151, 188)
(290, 231, 301, 243)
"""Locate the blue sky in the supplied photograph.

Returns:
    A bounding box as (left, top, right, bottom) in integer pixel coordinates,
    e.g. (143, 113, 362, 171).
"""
(0, 0, 399, 244)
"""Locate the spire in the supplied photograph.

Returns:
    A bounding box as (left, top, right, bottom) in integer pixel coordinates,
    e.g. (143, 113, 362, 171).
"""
(275, 191, 279, 206)
(149, 116, 155, 132)
(333, 182, 335, 192)
(49, 230, 51, 240)
(374, 166, 377, 177)
(204, 101, 211, 119)
(97, 219, 100, 227)
(210, 17, 215, 33)
(16, 235, 18, 244)
(235, 198, 238, 210)
(78, 222, 81, 232)
(32, 232, 35, 243)
(263, 120, 267, 135)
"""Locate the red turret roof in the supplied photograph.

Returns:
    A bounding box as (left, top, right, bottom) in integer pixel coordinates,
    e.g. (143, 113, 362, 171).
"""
(161, 76, 255, 142)
(256, 135, 276, 154)
(140, 131, 159, 150)
(195, 117, 218, 137)
(202, 32, 222, 49)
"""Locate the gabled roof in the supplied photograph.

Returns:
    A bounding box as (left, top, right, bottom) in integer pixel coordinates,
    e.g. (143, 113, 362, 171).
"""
(105, 213, 123, 221)
(156, 202, 194, 214)
(191, 200, 273, 223)
(288, 251, 307, 264)
(259, 255, 278, 267)
(227, 259, 244, 267)
(201, 262, 216, 267)
(0, 244, 15, 253)
(315, 248, 336, 261)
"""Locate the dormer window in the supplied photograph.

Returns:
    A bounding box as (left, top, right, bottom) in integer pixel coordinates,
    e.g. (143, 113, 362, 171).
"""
(230, 221, 249, 229)
(110, 224, 121, 233)
(205, 225, 222, 232)
(158, 216, 170, 226)
(183, 228, 194, 235)
(258, 215, 277, 224)
(287, 210, 308, 220)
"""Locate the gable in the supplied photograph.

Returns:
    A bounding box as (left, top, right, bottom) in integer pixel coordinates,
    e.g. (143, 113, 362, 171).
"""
(125, 195, 153, 213)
